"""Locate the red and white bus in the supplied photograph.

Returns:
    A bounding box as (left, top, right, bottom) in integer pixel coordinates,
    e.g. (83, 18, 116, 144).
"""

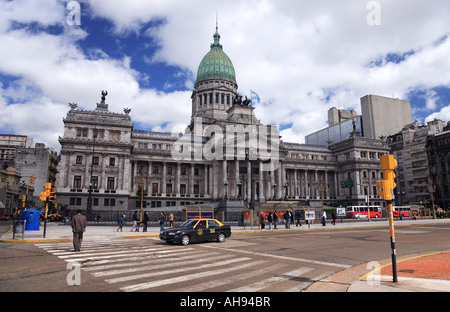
(346, 206, 382, 218)
(393, 206, 410, 217)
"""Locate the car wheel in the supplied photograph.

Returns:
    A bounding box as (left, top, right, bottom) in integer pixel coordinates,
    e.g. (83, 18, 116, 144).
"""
(217, 233, 226, 243)
(181, 235, 190, 246)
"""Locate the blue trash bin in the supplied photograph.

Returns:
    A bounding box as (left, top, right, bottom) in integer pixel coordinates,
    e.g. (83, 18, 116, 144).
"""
(22, 209, 40, 231)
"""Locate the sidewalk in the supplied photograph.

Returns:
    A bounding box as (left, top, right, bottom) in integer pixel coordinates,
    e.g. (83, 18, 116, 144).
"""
(1, 218, 449, 292)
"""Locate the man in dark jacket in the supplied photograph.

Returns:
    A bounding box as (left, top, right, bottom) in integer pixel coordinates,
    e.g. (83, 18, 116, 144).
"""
(143, 212, 149, 232)
(71, 209, 86, 251)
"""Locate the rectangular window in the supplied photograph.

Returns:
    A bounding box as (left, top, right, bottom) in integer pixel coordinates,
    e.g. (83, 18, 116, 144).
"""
(91, 176, 98, 189)
(107, 177, 115, 190)
(73, 176, 82, 189)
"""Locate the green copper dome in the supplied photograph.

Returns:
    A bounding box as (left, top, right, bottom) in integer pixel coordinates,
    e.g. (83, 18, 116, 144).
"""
(196, 27, 236, 83)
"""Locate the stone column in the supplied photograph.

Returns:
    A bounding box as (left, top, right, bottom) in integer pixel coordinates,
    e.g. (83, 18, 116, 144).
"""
(176, 163, 181, 195)
(161, 162, 167, 194)
(259, 161, 264, 201)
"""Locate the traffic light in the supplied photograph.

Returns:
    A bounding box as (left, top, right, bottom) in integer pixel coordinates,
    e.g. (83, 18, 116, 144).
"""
(376, 180, 391, 200)
(49, 188, 56, 202)
(41, 183, 53, 202)
(44, 183, 52, 192)
(40, 191, 49, 202)
(29, 175, 35, 184)
(377, 155, 398, 201)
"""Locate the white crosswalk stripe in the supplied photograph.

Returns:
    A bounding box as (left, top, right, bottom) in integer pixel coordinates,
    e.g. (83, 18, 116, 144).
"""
(229, 267, 314, 292)
(37, 239, 327, 292)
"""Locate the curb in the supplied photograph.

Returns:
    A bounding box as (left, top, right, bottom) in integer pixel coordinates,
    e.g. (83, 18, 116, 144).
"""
(123, 234, 159, 238)
(0, 238, 70, 243)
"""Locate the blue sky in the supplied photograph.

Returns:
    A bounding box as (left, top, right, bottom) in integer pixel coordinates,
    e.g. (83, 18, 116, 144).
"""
(1, 0, 450, 151)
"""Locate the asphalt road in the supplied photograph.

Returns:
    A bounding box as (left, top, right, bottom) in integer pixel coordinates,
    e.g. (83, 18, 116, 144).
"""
(1, 222, 449, 293)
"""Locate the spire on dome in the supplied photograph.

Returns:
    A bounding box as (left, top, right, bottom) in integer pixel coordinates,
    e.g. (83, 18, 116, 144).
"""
(211, 12, 222, 49)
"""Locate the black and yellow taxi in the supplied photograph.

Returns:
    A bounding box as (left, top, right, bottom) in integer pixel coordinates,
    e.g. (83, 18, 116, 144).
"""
(159, 218, 231, 246)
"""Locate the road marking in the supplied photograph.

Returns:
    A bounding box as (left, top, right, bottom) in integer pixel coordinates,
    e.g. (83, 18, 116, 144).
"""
(120, 257, 254, 292)
(283, 271, 332, 292)
(229, 267, 314, 292)
(82, 250, 207, 271)
(107, 256, 249, 284)
(200, 245, 351, 269)
(175, 261, 284, 292)
(93, 253, 232, 277)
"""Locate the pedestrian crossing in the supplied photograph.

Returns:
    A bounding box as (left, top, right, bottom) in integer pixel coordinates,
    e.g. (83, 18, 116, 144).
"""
(36, 238, 332, 292)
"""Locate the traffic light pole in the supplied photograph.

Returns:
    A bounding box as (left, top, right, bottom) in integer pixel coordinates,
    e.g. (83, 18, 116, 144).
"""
(43, 199, 49, 238)
(387, 200, 398, 283)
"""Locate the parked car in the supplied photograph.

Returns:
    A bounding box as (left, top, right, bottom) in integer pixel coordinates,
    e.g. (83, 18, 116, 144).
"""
(0, 214, 12, 221)
(352, 213, 368, 219)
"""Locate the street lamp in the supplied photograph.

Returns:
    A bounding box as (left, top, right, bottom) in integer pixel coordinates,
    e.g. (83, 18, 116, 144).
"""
(428, 179, 437, 219)
(86, 128, 97, 221)
(135, 175, 150, 226)
(223, 181, 228, 200)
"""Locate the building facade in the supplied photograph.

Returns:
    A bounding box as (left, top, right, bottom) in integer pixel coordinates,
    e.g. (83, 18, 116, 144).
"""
(361, 94, 412, 140)
(0, 134, 34, 168)
(426, 122, 450, 210)
(14, 144, 58, 209)
(387, 119, 446, 205)
(56, 27, 391, 217)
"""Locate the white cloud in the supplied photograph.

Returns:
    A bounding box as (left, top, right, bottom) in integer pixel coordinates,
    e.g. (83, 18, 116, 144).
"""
(425, 105, 450, 124)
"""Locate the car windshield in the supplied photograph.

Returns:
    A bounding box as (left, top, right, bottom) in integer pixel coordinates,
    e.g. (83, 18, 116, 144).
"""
(180, 220, 199, 229)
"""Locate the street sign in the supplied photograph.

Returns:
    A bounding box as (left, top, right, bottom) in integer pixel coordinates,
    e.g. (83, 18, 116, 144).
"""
(336, 207, 346, 217)
(341, 180, 354, 188)
(304, 209, 315, 220)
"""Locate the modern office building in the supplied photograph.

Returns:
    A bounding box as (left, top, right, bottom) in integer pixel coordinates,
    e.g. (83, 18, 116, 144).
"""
(306, 95, 413, 146)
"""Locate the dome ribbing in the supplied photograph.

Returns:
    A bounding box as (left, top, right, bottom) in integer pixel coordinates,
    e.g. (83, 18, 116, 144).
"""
(196, 26, 236, 83)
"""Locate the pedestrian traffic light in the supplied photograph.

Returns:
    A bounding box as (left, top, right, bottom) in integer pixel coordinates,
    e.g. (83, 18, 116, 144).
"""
(49, 188, 56, 202)
(380, 155, 397, 187)
(40, 191, 49, 202)
(376, 180, 391, 200)
(377, 155, 398, 201)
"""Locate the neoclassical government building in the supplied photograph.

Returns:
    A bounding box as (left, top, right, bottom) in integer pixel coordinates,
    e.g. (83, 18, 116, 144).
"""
(56, 26, 390, 215)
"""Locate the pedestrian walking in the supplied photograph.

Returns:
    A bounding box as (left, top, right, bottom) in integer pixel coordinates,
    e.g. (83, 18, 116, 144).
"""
(117, 214, 125, 232)
(169, 213, 174, 227)
(259, 212, 265, 230)
(321, 210, 327, 226)
(143, 212, 149, 232)
(71, 209, 86, 251)
(159, 212, 165, 231)
(267, 212, 273, 230)
(331, 210, 336, 225)
(284, 210, 291, 229)
(131, 211, 139, 232)
(273, 210, 278, 229)
(295, 210, 302, 227)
